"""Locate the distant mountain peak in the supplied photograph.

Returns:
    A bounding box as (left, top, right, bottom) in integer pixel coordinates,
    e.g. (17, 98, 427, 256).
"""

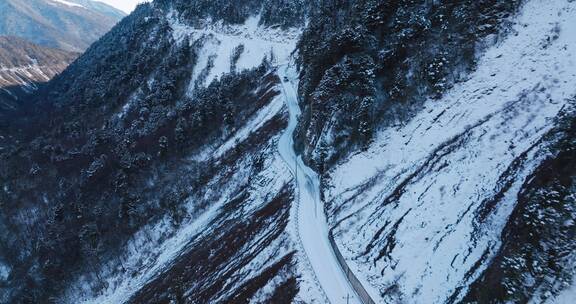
(0, 0, 125, 52)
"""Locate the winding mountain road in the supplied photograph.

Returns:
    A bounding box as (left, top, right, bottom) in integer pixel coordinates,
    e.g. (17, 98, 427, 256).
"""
(277, 64, 363, 304)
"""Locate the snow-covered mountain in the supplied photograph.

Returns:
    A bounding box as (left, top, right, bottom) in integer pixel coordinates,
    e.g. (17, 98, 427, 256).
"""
(0, 0, 125, 52)
(0, 0, 574, 303)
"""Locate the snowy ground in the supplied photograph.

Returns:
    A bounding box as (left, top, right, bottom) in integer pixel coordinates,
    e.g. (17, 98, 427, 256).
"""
(546, 282, 576, 304)
(167, 11, 300, 96)
(327, 0, 576, 302)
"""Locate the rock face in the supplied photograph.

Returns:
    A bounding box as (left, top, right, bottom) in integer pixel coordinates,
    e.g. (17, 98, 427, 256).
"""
(0, 0, 125, 52)
(0, 0, 575, 304)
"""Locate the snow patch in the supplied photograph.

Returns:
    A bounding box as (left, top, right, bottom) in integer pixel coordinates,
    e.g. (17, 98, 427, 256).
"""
(50, 0, 84, 9)
(0, 262, 10, 281)
(166, 11, 300, 95)
(546, 282, 576, 304)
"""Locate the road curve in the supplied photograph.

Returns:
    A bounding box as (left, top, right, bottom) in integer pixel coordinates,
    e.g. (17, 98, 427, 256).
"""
(277, 63, 364, 304)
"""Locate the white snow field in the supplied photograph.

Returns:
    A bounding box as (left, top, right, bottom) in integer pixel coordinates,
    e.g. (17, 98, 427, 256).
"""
(326, 0, 576, 303)
(277, 64, 362, 304)
(50, 0, 84, 9)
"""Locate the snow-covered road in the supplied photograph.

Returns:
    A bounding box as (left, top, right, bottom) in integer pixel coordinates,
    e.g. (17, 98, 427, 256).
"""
(277, 64, 362, 304)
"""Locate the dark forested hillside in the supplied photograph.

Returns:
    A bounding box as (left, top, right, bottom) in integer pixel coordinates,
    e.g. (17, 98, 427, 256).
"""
(295, 0, 522, 168)
(156, 0, 311, 28)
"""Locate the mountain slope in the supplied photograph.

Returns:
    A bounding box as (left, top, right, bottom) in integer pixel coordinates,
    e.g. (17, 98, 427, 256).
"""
(68, 0, 126, 20)
(0, 3, 310, 303)
(0, 36, 78, 89)
(0, 0, 125, 52)
(0, 0, 574, 303)
(0, 36, 78, 123)
(324, 1, 575, 302)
